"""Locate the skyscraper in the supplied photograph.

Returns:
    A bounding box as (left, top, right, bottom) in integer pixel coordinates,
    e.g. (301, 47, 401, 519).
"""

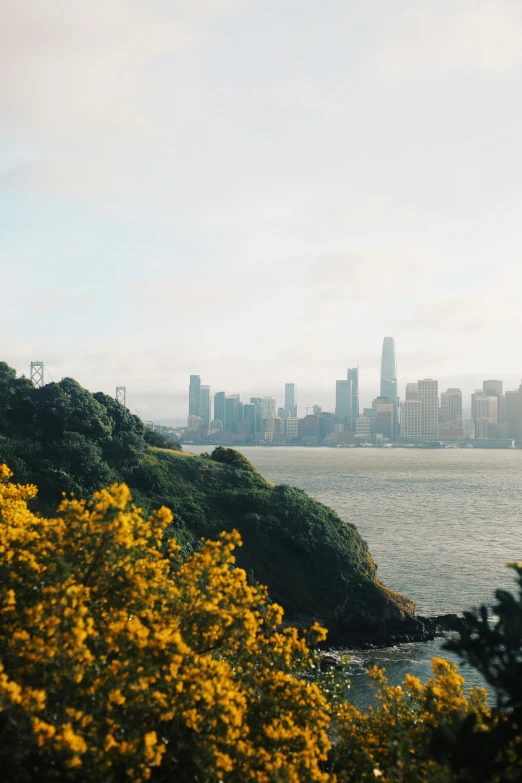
(225, 396, 239, 432)
(335, 379, 352, 426)
(440, 388, 462, 423)
(506, 383, 522, 442)
(418, 379, 439, 439)
(401, 399, 422, 439)
(405, 383, 418, 400)
(261, 396, 276, 420)
(372, 397, 394, 441)
(214, 391, 226, 425)
(200, 385, 211, 429)
(347, 368, 359, 430)
(380, 337, 398, 439)
(250, 397, 262, 434)
(483, 380, 503, 397)
(284, 383, 297, 416)
(189, 375, 201, 417)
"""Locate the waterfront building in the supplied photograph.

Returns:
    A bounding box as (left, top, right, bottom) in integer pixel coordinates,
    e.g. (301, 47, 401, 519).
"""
(274, 417, 284, 435)
(380, 337, 398, 439)
(187, 415, 202, 431)
(439, 419, 465, 440)
(200, 385, 211, 429)
(261, 396, 276, 421)
(405, 383, 418, 400)
(189, 375, 201, 417)
(209, 419, 223, 431)
(284, 383, 297, 416)
(505, 383, 522, 442)
(498, 394, 506, 424)
(298, 415, 321, 444)
(348, 368, 359, 430)
(262, 417, 275, 434)
(476, 395, 498, 424)
(418, 379, 439, 439)
(242, 403, 256, 437)
(463, 418, 475, 439)
(284, 417, 299, 439)
(440, 388, 462, 423)
(471, 389, 484, 427)
(363, 407, 377, 435)
(335, 379, 353, 427)
(372, 396, 394, 441)
(214, 391, 226, 427)
(400, 399, 422, 440)
(355, 416, 372, 442)
(225, 396, 239, 432)
(250, 397, 262, 434)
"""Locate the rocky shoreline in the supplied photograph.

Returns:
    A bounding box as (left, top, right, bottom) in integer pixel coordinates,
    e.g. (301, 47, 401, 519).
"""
(319, 613, 462, 666)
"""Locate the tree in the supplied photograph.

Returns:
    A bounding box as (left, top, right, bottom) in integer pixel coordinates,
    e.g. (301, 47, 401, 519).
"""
(437, 563, 522, 781)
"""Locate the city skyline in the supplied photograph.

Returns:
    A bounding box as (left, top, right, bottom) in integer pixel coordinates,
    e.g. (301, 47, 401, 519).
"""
(180, 335, 522, 446)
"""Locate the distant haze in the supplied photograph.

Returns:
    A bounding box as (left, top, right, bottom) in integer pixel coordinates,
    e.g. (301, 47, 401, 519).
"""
(2, 1, 522, 423)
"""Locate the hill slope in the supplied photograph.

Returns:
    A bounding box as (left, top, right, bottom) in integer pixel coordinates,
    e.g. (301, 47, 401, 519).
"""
(0, 362, 429, 646)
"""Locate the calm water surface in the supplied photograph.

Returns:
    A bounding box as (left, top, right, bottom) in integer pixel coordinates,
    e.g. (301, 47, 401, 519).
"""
(185, 446, 522, 703)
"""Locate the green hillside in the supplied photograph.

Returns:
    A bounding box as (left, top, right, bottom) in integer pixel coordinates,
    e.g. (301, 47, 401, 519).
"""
(0, 361, 426, 645)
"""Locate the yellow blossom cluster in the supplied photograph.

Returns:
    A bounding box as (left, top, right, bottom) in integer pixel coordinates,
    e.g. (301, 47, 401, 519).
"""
(0, 462, 500, 783)
(0, 464, 330, 782)
(331, 658, 490, 782)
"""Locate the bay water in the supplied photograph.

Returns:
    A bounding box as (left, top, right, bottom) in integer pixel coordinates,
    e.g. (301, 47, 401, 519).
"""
(184, 446, 522, 704)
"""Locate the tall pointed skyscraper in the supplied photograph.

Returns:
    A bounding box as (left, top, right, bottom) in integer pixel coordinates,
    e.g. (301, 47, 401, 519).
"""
(380, 337, 398, 440)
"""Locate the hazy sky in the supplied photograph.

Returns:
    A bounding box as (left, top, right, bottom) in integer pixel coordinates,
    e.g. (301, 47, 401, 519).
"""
(2, 1, 522, 423)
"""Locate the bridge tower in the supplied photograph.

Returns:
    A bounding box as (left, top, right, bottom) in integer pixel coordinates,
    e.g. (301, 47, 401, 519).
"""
(30, 361, 45, 388)
(116, 386, 127, 407)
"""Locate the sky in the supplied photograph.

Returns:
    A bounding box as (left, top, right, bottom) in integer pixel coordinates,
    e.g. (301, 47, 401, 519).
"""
(1, 0, 522, 424)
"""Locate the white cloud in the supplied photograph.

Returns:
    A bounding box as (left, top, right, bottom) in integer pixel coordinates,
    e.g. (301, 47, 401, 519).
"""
(0, 1, 199, 141)
(362, 1, 522, 77)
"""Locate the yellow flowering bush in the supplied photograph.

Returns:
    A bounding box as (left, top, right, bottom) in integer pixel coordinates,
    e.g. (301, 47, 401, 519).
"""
(0, 464, 331, 782)
(331, 658, 490, 782)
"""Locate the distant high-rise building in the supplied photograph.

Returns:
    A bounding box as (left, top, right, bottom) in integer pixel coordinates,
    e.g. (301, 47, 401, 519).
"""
(335, 379, 353, 425)
(347, 368, 359, 430)
(200, 385, 211, 429)
(380, 337, 398, 439)
(471, 389, 484, 426)
(372, 397, 394, 441)
(312, 404, 322, 416)
(355, 416, 371, 441)
(506, 383, 522, 442)
(242, 403, 256, 437)
(284, 383, 297, 416)
(225, 396, 239, 432)
(284, 417, 299, 439)
(261, 396, 276, 420)
(401, 399, 422, 440)
(250, 397, 262, 434)
(189, 375, 201, 417)
(483, 380, 503, 397)
(363, 407, 377, 435)
(440, 388, 462, 423)
(405, 383, 418, 400)
(418, 379, 439, 439)
(214, 391, 226, 425)
(187, 415, 202, 431)
(475, 396, 498, 439)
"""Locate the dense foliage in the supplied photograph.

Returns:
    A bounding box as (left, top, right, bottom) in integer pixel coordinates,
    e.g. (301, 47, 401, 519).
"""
(143, 430, 182, 451)
(0, 362, 148, 508)
(0, 362, 416, 643)
(2, 467, 518, 782)
(0, 465, 330, 782)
